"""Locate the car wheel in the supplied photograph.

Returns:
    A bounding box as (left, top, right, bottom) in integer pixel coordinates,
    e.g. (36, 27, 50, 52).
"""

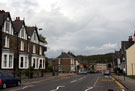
(2, 83, 7, 89)
(17, 81, 21, 86)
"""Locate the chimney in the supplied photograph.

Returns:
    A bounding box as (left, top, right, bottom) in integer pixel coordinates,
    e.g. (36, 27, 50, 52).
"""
(0, 10, 5, 13)
(128, 35, 133, 42)
(15, 17, 20, 21)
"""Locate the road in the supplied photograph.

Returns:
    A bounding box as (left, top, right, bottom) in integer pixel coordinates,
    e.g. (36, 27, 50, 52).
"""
(1, 73, 127, 91)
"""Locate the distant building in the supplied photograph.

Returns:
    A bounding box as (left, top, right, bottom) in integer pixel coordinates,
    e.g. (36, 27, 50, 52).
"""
(52, 52, 79, 73)
(94, 63, 107, 72)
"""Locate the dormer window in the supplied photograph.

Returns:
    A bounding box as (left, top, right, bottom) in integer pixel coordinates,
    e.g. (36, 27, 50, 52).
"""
(5, 18, 10, 33)
(5, 36, 9, 48)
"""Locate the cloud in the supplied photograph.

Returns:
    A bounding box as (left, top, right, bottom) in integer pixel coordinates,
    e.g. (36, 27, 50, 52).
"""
(0, 0, 134, 57)
(86, 43, 117, 51)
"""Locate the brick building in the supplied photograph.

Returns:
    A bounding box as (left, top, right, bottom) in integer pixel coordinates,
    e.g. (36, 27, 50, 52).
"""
(0, 10, 47, 76)
(52, 52, 79, 73)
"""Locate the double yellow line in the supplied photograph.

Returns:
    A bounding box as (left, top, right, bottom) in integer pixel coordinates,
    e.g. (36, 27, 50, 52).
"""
(93, 77, 125, 89)
(93, 77, 99, 87)
(112, 77, 125, 89)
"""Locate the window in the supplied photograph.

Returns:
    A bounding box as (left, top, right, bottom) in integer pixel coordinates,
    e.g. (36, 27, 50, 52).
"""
(40, 60, 42, 68)
(9, 55, 12, 68)
(25, 57, 28, 68)
(36, 59, 38, 68)
(6, 21, 10, 32)
(20, 41, 24, 51)
(34, 32, 36, 41)
(4, 55, 7, 67)
(33, 45, 36, 53)
(40, 47, 42, 55)
(33, 58, 35, 68)
(20, 57, 23, 67)
(58, 59, 61, 65)
(21, 28, 24, 38)
(43, 60, 45, 68)
(28, 43, 29, 52)
(5, 36, 9, 48)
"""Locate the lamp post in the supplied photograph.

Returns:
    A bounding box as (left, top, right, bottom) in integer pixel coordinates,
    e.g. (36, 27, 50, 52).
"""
(123, 57, 126, 81)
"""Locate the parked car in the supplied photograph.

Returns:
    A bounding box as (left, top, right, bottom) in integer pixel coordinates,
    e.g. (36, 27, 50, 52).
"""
(0, 72, 21, 89)
(104, 70, 110, 75)
(79, 69, 87, 74)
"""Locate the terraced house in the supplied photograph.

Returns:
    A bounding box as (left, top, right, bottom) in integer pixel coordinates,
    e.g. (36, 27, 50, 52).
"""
(0, 10, 47, 77)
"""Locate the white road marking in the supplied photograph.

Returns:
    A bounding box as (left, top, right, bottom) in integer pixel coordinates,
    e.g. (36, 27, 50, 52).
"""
(70, 76, 86, 83)
(22, 85, 34, 89)
(10, 88, 21, 91)
(85, 87, 93, 91)
(50, 86, 65, 91)
(31, 81, 40, 84)
(70, 80, 77, 83)
(10, 85, 34, 91)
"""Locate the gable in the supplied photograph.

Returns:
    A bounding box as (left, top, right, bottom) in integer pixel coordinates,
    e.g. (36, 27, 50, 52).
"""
(126, 43, 135, 52)
(3, 17, 14, 35)
(19, 25, 27, 40)
(31, 30, 39, 43)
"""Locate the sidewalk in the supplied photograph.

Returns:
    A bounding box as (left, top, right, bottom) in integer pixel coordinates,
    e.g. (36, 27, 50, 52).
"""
(112, 73, 135, 91)
(21, 73, 78, 85)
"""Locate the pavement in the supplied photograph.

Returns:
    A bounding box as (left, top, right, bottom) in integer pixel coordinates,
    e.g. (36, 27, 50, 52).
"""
(1, 73, 128, 91)
(112, 73, 135, 91)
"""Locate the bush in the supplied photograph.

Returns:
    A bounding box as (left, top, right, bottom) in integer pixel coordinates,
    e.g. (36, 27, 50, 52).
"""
(24, 67, 34, 78)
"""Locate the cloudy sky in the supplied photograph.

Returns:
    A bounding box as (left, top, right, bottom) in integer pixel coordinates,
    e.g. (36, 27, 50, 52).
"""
(0, 0, 135, 57)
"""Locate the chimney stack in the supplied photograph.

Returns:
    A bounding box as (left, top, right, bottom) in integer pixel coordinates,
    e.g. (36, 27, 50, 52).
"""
(128, 35, 133, 42)
(0, 10, 5, 13)
(15, 17, 20, 21)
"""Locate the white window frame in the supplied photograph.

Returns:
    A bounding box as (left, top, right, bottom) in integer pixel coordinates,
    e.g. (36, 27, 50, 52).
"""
(20, 41, 24, 51)
(2, 53, 14, 69)
(9, 55, 13, 68)
(5, 36, 10, 48)
(28, 43, 29, 52)
(33, 45, 36, 53)
(5, 18, 10, 33)
(39, 47, 42, 55)
(19, 55, 29, 69)
(39, 58, 45, 69)
(32, 57, 39, 69)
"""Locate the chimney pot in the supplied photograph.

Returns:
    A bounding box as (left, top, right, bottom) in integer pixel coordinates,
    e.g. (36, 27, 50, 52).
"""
(0, 10, 5, 13)
(15, 17, 20, 21)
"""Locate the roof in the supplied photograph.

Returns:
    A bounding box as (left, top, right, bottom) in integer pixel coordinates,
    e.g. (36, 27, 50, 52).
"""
(26, 26, 47, 43)
(57, 52, 75, 59)
(114, 51, 120, 59)
(12, 20, 24, 33)
(0, 12, 10, 26)
(121, 41, 134, 51)
(26, 26, 35, 37)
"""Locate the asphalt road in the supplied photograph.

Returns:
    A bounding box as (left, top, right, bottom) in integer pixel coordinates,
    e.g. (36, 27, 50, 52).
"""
(1, 73, 127, 91)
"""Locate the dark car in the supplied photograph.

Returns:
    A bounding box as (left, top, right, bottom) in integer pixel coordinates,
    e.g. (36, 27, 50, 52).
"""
(0, 72, 21, 89)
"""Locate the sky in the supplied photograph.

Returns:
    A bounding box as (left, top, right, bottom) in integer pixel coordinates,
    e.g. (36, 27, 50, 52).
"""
(0, 0, 135, 58)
